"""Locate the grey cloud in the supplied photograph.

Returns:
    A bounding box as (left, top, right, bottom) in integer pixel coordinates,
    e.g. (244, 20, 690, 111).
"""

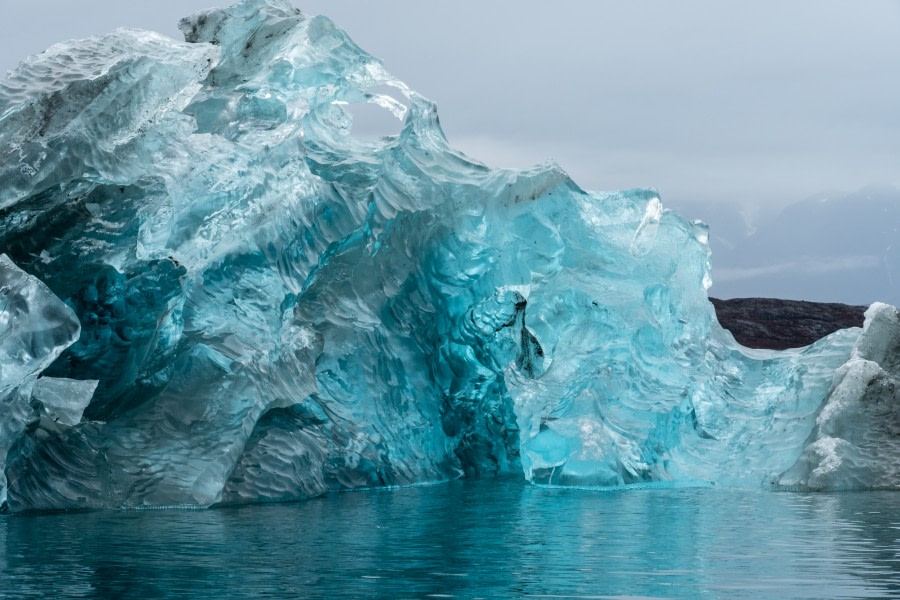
(714, 256, 883, 284)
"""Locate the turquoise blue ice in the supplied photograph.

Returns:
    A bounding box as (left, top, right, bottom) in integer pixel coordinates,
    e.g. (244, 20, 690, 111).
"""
(0, 0, 897, 512)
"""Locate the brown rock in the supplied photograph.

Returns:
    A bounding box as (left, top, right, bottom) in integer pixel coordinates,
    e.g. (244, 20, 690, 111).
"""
(710, 297, 866, 350)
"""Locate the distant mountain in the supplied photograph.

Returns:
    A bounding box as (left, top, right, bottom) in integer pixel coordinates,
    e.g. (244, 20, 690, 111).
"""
(677, 185, 900, 306)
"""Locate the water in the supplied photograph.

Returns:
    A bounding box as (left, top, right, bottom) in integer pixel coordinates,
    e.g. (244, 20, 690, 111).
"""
(1, 477, 899, 599)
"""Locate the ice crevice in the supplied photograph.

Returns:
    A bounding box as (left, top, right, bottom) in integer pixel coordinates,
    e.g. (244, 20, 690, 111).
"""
(0, 0, 897, 512)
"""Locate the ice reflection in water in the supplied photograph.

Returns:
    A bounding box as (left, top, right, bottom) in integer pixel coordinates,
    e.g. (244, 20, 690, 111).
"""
(1, 477, 899, 599)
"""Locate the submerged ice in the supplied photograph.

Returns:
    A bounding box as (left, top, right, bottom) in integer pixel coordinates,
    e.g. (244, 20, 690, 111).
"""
(0, 0, 896, 511)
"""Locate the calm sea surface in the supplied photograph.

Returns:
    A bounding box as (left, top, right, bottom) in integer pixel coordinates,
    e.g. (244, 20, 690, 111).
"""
(1, 477, 899, 599)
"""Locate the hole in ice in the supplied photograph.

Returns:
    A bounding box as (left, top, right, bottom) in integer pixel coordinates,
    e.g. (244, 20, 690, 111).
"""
(366, 83, 409, 105)
(342, 101, 404, 140)
(338, 84, 408, 141)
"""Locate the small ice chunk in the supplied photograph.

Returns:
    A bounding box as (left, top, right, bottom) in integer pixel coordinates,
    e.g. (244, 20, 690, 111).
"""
(32, 377, 98, 427)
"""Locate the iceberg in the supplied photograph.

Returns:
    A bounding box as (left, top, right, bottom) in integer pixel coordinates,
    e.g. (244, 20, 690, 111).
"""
(776, 303, 900, 490)
(0, 0, 894, 511)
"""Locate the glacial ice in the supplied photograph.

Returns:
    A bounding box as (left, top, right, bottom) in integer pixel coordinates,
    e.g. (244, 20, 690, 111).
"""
(776, 303, 900, 490)
(0, 0, 895, 511)
(0, 254, 84, 506)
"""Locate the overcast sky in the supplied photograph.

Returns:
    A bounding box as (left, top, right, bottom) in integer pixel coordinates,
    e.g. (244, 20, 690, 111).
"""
(2, 1, 899, 303)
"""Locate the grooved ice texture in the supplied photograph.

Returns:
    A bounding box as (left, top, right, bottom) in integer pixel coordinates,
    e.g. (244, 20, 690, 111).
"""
(0, 0, 895, 511)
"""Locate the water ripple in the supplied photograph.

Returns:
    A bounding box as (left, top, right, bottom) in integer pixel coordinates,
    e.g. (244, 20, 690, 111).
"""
(1, 478, 899, 599)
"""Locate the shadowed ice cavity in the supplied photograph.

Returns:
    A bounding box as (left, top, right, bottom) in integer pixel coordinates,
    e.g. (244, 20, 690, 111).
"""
(0, 0, 894, 512)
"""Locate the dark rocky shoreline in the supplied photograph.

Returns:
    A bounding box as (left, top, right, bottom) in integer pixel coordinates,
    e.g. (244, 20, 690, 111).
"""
(710, 297, 867, 350)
